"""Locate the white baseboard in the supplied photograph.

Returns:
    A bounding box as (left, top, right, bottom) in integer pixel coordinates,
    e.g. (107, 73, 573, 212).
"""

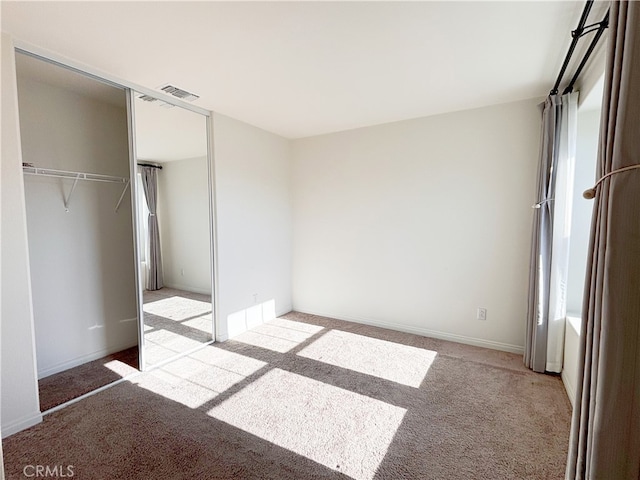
(292, 308, 525, 355)
(278, 306, 293, 318)
(561, 370, 576, 408)
(163, 282, 211, 296)
(2, 411, 43, 438)
(38, 339, 138, 379)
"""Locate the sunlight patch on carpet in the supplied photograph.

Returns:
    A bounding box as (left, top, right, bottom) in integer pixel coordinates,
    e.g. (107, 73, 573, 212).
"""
(233, 319, 324, 353)
(143, 296, 211, 321)
(134, 349, 267, 409)
(208, 368, 406, 480)
(102, 359, 138, 377)
(143, 342, 178, 366)
(189, 345, 268, 377)
(297, 330, 437, 388)
(144, 332, 209, 366)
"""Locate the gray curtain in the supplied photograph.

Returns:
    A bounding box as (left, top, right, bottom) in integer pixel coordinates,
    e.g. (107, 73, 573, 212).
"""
(566, 2, 640, 479)
(140, 166, 163, 291)
(526, 92, 578, 374)
(525, 95, 562, 373)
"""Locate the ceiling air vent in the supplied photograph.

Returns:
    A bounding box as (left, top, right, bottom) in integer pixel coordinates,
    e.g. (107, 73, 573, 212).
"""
(159, 84, 199, 102)
(137, 93, 175, 108)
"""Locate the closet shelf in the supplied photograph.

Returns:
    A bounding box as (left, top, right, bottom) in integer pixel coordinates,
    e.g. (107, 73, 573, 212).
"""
(23, 166, 130, 213)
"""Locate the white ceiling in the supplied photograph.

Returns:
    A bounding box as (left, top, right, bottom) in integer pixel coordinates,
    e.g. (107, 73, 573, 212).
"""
(134, 97, 209, 162)
(1, 1, 608, 139)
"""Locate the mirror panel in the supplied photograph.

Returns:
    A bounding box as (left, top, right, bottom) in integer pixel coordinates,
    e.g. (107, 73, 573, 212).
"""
(131, 92, 213, 369)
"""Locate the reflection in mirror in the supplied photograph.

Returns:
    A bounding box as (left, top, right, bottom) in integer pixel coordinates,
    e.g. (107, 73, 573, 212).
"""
(132, 93, 213, 369)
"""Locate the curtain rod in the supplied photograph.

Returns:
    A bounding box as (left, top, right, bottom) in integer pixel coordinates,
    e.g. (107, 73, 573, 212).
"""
(550, 0, 609, 96)
(562, 9, 609, 95)
(137, 163, 163, 170)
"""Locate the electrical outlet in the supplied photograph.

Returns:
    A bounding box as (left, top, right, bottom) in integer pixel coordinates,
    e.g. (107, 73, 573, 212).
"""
(477, 308, 487, 321)
(180, 268, 184, 276)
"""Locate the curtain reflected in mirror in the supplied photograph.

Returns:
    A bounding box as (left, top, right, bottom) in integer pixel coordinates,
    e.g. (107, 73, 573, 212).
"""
(132, 93, 213, 369)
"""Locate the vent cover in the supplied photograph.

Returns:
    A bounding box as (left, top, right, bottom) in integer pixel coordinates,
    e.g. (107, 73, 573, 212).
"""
(137, 93, 174, 108)
(159, 84, 200, 102)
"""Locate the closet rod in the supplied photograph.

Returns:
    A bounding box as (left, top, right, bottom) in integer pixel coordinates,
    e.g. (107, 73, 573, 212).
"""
(137, 163, 163, 170)
(23, 166, 129, 184)
(23, 166, 130, 212)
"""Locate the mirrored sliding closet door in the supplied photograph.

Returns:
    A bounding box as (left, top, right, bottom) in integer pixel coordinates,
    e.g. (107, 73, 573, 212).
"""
(131, 92, 214, 369)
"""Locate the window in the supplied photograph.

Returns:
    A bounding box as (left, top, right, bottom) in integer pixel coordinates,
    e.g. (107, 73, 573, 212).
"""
(136, 172, 150, 262)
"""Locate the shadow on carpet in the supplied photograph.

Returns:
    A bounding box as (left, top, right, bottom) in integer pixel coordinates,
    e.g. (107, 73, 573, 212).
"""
(5, 312, 571, 480)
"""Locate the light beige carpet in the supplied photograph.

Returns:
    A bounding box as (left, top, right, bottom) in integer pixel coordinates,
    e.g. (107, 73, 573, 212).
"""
(38, 346, 139, 412)
(38, 288, 212, 412)
(3, 312, 571, 479)
(143, 287, 213, 366)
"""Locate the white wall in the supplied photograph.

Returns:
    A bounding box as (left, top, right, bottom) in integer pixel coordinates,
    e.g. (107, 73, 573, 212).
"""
(566, 108, 601, 315)
(576, 39, 607, 111)
(562, 316, 581, 407)
(1, 33, 42, 437)
(213, 113, 292, 340)
(17, 69, 137, 378)
(157, 156, 212, 294)
(291, 99, 542, 352)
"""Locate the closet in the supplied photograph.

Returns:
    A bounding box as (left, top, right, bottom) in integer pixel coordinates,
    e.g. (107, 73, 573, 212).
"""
(15, 50, 216, 411)
(16, 52, 138, 411)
